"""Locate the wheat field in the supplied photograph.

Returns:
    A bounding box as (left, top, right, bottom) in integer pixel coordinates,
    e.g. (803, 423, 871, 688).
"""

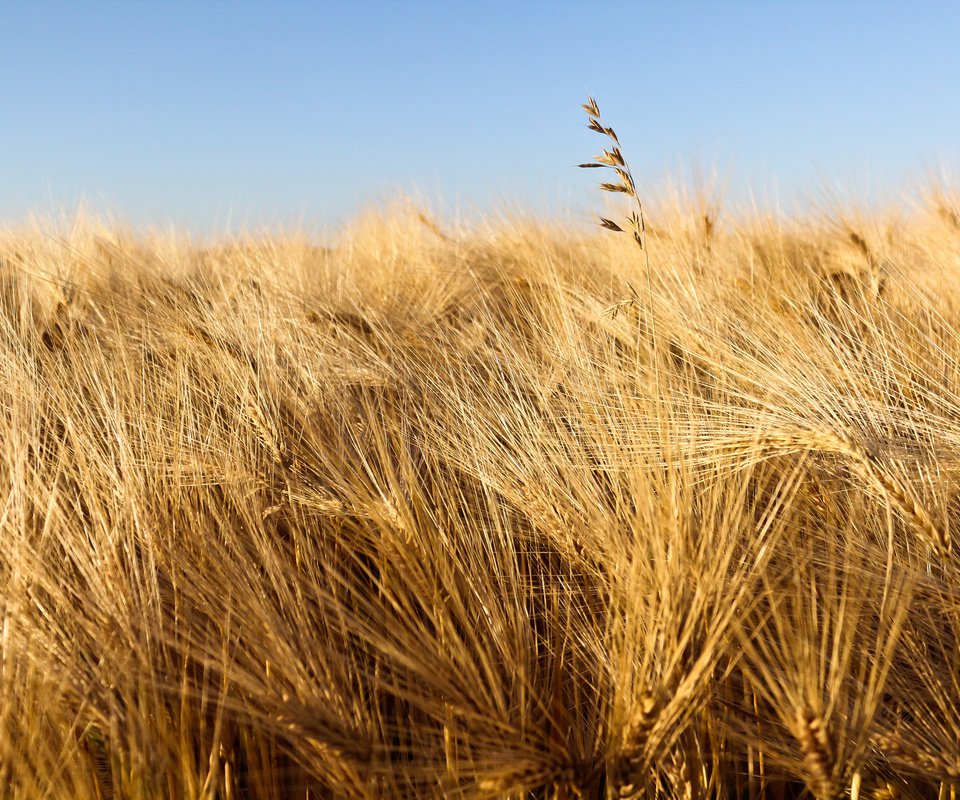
(4, 120, 960, 797)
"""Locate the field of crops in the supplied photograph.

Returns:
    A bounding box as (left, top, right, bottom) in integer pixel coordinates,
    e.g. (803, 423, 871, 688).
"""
(3, 178, 960, 798)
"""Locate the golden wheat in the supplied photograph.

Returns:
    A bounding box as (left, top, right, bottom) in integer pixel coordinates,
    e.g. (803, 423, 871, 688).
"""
(1, 114, 960, 798)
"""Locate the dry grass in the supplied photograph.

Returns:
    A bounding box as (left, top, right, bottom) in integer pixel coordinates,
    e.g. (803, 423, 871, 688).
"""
(4, 118, 960, 798)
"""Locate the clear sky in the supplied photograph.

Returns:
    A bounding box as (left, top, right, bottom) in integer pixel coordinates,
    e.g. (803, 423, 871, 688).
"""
(2, 1, 960, 233)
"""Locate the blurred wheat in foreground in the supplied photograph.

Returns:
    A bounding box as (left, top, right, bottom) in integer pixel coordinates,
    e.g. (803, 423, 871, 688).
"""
(5, 179, 960, 800)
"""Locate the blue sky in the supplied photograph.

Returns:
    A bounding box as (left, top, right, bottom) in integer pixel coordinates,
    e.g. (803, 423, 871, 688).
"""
(2, 1, 959, 232)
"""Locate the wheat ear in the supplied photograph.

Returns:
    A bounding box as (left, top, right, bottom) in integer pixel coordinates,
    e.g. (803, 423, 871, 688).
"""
(713, 428, 950, 560)
(797, 707, 837, 800)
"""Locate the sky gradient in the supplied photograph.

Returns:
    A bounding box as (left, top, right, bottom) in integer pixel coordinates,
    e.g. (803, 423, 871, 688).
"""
(3, 1, 960, 233)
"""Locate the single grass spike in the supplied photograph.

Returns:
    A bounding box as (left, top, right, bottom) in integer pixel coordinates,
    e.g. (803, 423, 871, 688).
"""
(580, 94, 657, 377)
(579, 96, 648, 256)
